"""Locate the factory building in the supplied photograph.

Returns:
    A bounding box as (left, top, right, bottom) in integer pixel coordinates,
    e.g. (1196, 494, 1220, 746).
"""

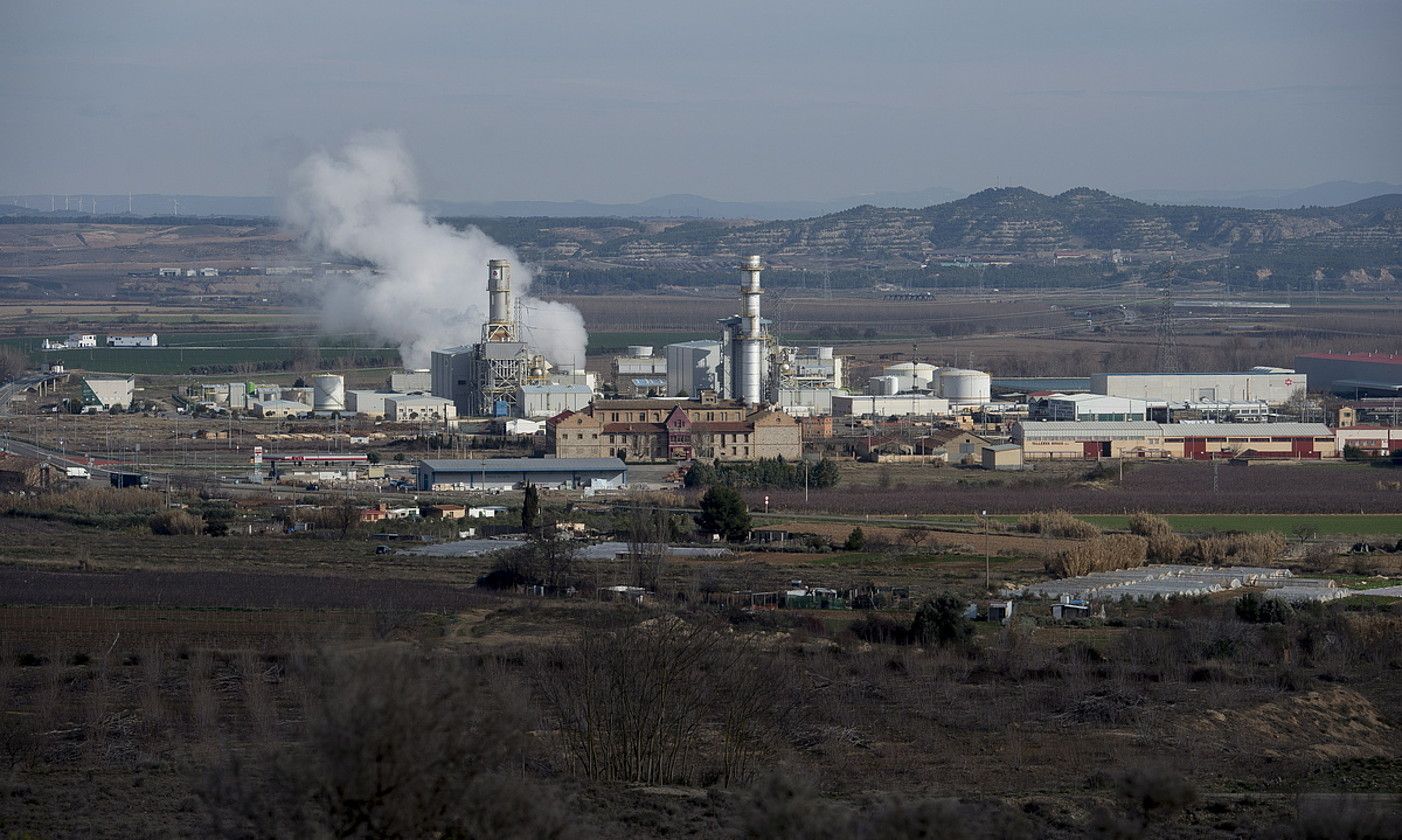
(516, 384, 593, 419)
(1031, 393, 1149, 422)
(390, 369, 432, 392)
(1092, 369, 1304, 405)
(345, 389, 394, 419)
(1012, 421, 1336, 460)
(550, 397, 801, 463)
(429, 260, 555, 417)
(81, 376, 134, 410)
(416, 457, 627, 491)
(832, 394, 951, 418)
(666, 340, 723, 397)
(384, 394, 456, 423)
(1334, 427, 1402, 457)
(1293, 353, 1402, 397)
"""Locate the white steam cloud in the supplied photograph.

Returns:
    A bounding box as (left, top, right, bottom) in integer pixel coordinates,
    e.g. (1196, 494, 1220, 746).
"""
(284, 133, 587, 369)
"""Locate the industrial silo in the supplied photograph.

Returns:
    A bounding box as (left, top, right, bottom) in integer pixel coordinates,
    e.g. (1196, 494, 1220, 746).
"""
(312, 373, 346, 413)
(881, 362, 918, 391)
(938, 368, 991, 407)
(868, 375, 901, 396)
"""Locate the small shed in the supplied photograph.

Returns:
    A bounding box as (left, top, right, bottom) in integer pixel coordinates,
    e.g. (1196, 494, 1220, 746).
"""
(1051, 599, 1092, 620)
(980, 444, 1024, 471)
(987, 600, 1014, 623)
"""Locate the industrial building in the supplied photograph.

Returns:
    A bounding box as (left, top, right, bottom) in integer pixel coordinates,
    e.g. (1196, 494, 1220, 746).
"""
(1293, 352, 1402, 396)
(516, 384, 593, 419)
(252, 399, 311, 419)
(981, 444, 1024, 471)
(666, 340, 723, 397)
(345, 389, 393, 419)
(1031, 393, 1149, 422)
(832, 394, 951, 418)
(383, 394, 456, 422)
(1092, 369, 1304, 405)
(389, 369, 431, 392)
(1334, 427, 1402, 457)
(262, 452, 369, 481)
(415, 457, 627, 491)
(550, 397, 802, 463)
(1012, 421, 1336, 460)
(611, 346, 666, 394)
(106, 333, 159, 347)
(430, 260, 557, 417)
(81, 376, 134, 410)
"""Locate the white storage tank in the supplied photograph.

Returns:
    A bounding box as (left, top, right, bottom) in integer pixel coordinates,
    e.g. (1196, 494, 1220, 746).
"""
(911, 362, 938, 389)
(938, 368, 991, 407)
(312, 373, 346, 412)
(868, 375, 901, 396)
(883, 361, 938, 390)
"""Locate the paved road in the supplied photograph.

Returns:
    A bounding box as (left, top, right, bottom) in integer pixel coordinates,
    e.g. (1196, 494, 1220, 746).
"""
(0, 373, 57, 416)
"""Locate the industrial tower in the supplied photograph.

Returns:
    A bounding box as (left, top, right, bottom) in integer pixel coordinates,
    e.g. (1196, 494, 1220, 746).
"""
(719, 255, 773, 405)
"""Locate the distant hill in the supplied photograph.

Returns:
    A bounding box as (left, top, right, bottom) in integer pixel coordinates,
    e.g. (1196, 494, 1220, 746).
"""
(585, 187, 1402, 262)
(1125, 180, 1402, 210)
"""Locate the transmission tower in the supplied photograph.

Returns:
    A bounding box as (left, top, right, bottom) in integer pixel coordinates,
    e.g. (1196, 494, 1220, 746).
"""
(1152, 272, 1181, 373)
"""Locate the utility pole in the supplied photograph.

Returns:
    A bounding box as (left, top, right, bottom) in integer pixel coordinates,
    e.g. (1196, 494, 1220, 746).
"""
(982, 509, 990, 592)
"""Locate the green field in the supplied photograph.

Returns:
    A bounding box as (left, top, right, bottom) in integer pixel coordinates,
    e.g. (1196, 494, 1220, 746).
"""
(1073, 514, 1402, 537)
(6, 331, 399, 375)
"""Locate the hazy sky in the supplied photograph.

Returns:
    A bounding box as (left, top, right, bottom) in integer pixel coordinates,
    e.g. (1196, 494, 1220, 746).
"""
(2, 0, 1399, 202)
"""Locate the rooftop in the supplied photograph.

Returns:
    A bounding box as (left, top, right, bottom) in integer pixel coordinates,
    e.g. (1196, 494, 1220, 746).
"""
(419, 457, 627, 473)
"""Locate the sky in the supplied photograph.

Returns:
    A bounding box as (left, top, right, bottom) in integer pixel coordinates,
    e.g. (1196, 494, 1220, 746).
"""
(1, 0, 1399, 203)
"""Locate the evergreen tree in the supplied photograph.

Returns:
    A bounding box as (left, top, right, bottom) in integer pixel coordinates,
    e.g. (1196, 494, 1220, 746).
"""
(521, 484, 540, 532)
(696, 486, 751, 542)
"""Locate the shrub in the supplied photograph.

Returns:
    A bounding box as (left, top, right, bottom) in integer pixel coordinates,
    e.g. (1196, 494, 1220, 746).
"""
(844, 527, 867, 551)
(910, 593, 974, 647)
(149, 509, 204, 536)
(1016, 510, 1101, 539)
(1189, 532, 1287, 566)
(1049, 534, 1148, 578)
(1235, 592, 1295, 624)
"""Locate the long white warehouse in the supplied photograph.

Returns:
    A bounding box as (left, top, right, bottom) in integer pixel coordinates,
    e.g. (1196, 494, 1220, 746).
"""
(1091, 369, 1304, 405)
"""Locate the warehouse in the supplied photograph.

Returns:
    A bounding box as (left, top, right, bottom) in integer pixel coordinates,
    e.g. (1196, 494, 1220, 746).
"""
(517, 384, 593, 418)
(1092, 369, 1304, 405)
(346, 389, 398, 419)
(832, 394, 951, 418)
(1031, 393, 1149, 422)
(1012, 421, 1336, 460)
(1293, 352, 1402, 396)
(415, 457, 627, 491)
(81, 376, 135, 410)
(252, 399, 311, 419)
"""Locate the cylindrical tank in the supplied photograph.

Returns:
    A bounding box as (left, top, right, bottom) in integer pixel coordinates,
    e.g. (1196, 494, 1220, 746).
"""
(627, 345, 653, 358)
(938, 368, 991, 406)
(882, 362, 918, 392)
(868, 375, 900, 396)
(737, 340, 764, 405)
(911, 362, 938, 389)
(312, 374, 346, 412)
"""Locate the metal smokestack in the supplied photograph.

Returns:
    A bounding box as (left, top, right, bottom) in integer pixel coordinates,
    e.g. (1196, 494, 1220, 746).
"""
(484, 258, 515, 342)
(736, 255, 765, 405)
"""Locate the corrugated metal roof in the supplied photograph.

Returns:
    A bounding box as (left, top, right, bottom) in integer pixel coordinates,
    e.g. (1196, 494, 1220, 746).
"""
(1159, 423, 1331, 436)
(1016, 421, 1161, 437)
(419, 457, 626, 473)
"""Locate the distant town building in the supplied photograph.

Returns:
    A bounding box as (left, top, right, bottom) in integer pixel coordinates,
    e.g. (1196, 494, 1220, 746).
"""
(106, 333, 159, 348)
(81, 376, 134, 409)
(1011, 421, 1336, 460)
(416, 457, 628, 491)
(550, 397, 802, 463)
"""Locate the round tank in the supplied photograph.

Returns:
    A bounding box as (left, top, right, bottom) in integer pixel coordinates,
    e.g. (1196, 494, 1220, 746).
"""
(627, 345, 653, 358)
(312, 374, 346, 412)
(881, 362, 917, 392)
(911, 362, 938, 389)
(938, 368, 991, 406)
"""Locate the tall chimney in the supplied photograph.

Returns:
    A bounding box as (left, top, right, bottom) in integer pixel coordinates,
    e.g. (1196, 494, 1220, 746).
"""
(484, 259, 515, 342)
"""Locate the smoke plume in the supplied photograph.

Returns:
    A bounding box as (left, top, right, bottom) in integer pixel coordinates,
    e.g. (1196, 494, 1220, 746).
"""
(284, 133, 588, 369)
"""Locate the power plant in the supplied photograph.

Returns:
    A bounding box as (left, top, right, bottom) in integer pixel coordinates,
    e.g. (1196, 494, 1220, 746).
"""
(430, 259, 556, 417)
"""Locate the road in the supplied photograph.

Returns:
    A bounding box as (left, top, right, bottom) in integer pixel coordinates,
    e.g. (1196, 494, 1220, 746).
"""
(0, 372, 60, 416)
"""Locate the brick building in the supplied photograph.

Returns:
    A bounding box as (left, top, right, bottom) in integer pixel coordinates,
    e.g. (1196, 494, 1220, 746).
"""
(550, 397, 802, 463)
